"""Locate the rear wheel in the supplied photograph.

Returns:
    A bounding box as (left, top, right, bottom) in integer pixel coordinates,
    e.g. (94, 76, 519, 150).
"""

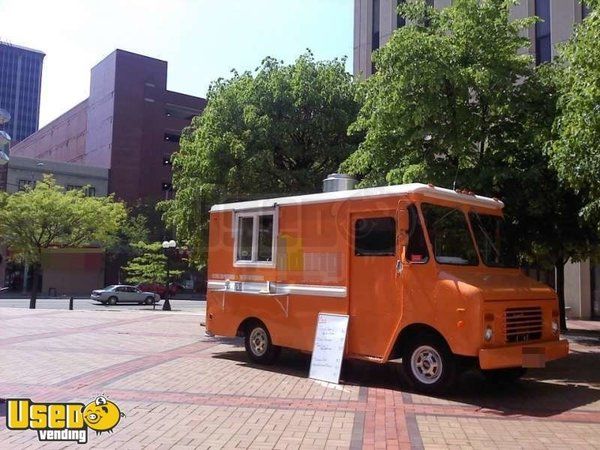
(244, 322, 280, 365)
(402, 334, 456, 394)
(144, 297, 154, 305)
(483, 367, 526, 384)
(108, 296, 117, 306)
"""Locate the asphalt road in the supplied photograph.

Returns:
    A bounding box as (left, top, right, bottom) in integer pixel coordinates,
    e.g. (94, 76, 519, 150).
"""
(0, 297, 206, 313)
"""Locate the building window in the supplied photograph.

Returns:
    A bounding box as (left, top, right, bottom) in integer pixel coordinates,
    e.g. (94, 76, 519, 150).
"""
(66, 184, 82, 191)
(234, 210, 277, 265)
(85, 186, 96, 197)
(424, 0, 434, 27)
(164, 132, 181, 143)
(397, 0, 406, 29)
(165, 105, 200, 120)
(354, 217, 396, 256)
(535, 0, 552, 64)
(582, 2, 591, 19)
(18, 179, 32, 190)
(371, 0, 380, 74)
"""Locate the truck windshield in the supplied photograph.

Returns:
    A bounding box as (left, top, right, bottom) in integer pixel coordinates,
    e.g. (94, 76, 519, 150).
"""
(469, 212, 517, 268)
(421, 204, 478, 265)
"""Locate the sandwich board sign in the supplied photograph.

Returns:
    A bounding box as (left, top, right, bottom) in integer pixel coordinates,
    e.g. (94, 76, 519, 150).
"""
(309, 313, 349, 384)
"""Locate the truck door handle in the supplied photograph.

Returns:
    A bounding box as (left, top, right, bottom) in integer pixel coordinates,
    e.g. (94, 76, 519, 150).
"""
(396, 260, 403, 273)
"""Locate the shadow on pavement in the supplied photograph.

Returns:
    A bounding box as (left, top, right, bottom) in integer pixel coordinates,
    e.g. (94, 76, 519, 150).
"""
(213, 339, 600, 418)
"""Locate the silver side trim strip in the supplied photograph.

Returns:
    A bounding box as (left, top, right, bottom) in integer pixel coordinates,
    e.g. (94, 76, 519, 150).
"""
(207, 280, 347, 298)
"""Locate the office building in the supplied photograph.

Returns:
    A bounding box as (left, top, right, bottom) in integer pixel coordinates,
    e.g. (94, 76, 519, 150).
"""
(354, 0, 589, 77)
(0, 42, 45, 143)
(10, 49, 206, 204)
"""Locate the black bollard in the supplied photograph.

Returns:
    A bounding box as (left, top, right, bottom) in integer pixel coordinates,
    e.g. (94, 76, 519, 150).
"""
(69, 297, 74, 310)
(162, 298, 172, 311)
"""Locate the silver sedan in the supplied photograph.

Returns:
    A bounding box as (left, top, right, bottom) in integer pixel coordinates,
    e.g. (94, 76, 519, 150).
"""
(91, 285, 160, 305)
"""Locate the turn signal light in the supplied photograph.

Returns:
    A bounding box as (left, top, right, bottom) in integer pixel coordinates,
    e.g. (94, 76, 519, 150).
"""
(484, 327, 493, 341)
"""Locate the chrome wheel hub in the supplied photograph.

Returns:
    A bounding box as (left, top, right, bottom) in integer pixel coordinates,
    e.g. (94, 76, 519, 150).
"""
(249, 328, 268, 356)
(411, 345, 443, 384)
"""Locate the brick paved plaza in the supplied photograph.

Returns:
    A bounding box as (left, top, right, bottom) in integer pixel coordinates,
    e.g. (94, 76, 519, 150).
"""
(0, 308, 599, 449)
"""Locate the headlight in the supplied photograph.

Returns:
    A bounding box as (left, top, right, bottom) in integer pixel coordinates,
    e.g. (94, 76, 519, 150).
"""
(552, 320, 559, 335)
(484, 327, 493, 341)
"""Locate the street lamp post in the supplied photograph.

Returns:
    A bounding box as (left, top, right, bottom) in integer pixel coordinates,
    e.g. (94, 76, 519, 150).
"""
(161, 240, 176, 311)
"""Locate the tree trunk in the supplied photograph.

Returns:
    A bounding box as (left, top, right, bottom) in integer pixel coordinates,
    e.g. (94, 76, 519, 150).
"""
(555, 260, 567, 332)
(29, 264, 39, 309)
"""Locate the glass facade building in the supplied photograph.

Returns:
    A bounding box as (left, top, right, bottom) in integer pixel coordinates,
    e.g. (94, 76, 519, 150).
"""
(0, 42, 45, 143)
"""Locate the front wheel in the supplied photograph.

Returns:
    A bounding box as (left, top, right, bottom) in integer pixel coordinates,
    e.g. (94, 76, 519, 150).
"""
(244, 322, 280, 365)
(108, 296, 118, 306)
(402, 334, 456, 394)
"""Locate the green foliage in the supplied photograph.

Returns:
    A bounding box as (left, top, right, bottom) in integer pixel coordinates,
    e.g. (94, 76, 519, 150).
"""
(161, 51, 362, 266)
(0, 176, 126, 306)
(107, 213, 150, 260)
(342, 0, 599, 267)
(344, 0, 539, 188)
(550, 2, 600, 222)
(123, 242, 182, 285)
(0, 175, 126, 265)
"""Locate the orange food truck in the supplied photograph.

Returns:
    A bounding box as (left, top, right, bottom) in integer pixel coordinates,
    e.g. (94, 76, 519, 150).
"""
(205, 178, 569, 393)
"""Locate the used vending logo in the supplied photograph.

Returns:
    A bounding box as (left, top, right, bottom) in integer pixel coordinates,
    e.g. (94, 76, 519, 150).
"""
(6, 395, 125, 444)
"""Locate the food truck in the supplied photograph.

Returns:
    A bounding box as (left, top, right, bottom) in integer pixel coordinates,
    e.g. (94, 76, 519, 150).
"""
(205, 179, 569, 393)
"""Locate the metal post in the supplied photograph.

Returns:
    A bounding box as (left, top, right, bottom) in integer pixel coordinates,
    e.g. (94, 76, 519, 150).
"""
(69, 297, 74, 310)
(162, 249, 172, 311)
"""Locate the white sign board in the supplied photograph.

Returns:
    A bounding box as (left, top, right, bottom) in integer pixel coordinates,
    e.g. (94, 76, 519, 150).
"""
(309, 313, 349, 384)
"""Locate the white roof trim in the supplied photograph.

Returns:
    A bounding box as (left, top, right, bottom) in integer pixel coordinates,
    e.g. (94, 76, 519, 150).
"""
(210, 183, 504, 212)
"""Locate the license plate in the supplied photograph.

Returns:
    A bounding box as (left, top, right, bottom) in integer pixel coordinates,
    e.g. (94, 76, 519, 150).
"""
(522, 347, 545, 368)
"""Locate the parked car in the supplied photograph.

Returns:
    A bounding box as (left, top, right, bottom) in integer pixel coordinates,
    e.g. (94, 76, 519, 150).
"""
(136, 282, 183, 299)
(91, 285, 160, 305)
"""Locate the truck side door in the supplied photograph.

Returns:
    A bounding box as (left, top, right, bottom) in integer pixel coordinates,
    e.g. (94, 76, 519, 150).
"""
(347, 210, 401, 359)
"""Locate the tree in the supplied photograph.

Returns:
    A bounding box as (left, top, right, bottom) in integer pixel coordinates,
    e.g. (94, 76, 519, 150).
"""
(106, 212, 150, 283)
(161, 51, 362, 266)
(123, 242, 183, 285)
(0, 176, 126, 308)
(550, 0, 600, 224)
(341, 0, 598, 329)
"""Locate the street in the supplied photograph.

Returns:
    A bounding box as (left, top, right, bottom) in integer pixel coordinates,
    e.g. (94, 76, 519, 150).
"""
(0, 297, 206, 313)
(0, 307, 598, 449)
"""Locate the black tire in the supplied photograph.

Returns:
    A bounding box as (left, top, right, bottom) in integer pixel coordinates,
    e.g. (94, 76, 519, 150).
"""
(483, 367, 526, 384)
(244, 321, 281, 365)
(402, 334, 457, 394)
(108, 296, 118, 306)
(144, 297, 154, 305)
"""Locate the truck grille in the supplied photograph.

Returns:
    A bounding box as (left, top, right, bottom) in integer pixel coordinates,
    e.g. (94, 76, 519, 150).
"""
(504, 307, 543, 343)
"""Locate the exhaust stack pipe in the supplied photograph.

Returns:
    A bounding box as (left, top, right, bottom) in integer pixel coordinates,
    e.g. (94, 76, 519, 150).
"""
(323, 173, 357, 193)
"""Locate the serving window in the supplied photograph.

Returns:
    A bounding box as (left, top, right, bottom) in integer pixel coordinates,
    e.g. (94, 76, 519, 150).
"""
(234, 209, 277, 266)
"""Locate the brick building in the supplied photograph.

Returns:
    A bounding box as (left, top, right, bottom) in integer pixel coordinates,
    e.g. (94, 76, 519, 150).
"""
(10, 49, 206, 204)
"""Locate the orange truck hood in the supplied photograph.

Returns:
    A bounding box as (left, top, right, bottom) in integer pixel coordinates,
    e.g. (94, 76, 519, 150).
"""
(439, 268, 556, 302)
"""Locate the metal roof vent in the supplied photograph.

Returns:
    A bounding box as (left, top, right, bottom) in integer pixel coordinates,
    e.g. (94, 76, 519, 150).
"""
(323, 173, 357, 193)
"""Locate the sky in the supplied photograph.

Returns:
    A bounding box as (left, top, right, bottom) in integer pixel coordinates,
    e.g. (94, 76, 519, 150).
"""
(0, 0, 354, 127)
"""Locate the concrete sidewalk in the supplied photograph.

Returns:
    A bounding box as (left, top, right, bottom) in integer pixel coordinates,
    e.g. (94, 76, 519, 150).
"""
(0, 308, 598, 449)
(567, 319, 600, 334)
